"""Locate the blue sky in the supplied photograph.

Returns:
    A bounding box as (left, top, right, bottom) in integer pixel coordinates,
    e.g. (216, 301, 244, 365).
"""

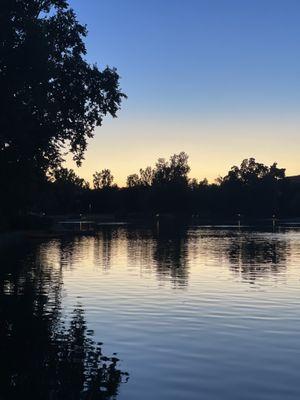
(67, 0, 300, 184)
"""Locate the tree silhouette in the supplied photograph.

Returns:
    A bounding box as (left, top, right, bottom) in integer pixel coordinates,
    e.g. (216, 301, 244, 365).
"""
(127, 173, 140, 188)
(2, 149, 297, 224)
(54, 167, 89, 189)
(0, 0, 126, 216)
(139, 167, 154, 187)
(218, 158, 286, 217)
(93, 169, 114, 189)
(152, 152, 190, 186)
(221, 158, 285, 185)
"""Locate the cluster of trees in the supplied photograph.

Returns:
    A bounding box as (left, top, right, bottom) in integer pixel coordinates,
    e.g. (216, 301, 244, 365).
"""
(0, 0, 125, 227)
(31, 152, 300, 219)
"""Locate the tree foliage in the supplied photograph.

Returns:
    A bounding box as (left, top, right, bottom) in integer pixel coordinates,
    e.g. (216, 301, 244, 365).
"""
(0, 0, 126, 174)
(2, 151, 298, 227)
(44, 154, 294, 218)
(0, 0, 126, 218)
(93, 169, 114, 189)
(126, 173, 140, 188)
(221, 158, 285, 185)
(53, 167, 89, 189)
(152, 152, 190, 186)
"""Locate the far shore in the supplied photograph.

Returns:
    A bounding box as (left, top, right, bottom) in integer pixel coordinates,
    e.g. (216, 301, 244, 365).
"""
(2, 214, 300, 248)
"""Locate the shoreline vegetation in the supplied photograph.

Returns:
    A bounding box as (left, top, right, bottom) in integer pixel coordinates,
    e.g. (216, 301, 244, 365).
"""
(2, 153, 300, 232)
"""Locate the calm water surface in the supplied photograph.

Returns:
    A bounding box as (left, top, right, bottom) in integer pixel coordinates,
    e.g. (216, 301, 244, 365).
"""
(1, 225, 300, 399)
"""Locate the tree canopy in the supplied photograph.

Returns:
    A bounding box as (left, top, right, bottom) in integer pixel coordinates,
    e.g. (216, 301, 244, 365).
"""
(93, 169, 114, 189)
(221, 158, 286, 185)
(0, 0, 126, 219)
(0, 0, 126, 175)
(3, 151, 298, 228)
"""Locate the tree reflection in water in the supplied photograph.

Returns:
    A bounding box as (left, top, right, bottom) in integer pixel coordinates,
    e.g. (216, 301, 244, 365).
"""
(0, 242, 128, 400)
(152, 223, 189, 288)
(226, 233, 288, 281)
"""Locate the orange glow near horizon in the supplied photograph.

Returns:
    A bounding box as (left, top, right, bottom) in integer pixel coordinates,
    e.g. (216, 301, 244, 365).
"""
(65, 115, 300, 187)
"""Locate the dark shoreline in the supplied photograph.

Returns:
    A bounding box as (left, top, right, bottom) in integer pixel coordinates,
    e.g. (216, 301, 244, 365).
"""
(2, 215, 300, 244)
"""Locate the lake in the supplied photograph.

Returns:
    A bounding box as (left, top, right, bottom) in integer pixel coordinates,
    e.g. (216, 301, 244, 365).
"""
(1, 224, 300, 399)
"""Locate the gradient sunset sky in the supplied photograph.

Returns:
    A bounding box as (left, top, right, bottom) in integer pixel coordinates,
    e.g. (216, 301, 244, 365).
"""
(67, 0, 300, 186)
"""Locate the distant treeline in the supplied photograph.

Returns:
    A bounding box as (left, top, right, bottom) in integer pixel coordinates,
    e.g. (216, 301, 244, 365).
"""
(3, 152, 299, 225)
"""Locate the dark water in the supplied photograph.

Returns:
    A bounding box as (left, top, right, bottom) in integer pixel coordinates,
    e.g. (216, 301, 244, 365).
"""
(1, 225, 300, 399)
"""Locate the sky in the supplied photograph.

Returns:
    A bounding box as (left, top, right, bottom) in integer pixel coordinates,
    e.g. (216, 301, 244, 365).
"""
(67, 0, 300, 185)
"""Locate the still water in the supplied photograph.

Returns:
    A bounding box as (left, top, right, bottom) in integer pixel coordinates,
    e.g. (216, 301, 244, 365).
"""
(1, 225, 300, 399)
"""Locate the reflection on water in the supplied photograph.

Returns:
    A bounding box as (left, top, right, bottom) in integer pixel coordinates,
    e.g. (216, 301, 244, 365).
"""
(226, 232, 288, 281)
(153, 226, 189, 287)
(125, 225, 190, 287)
(0, 243, 128, 400)
(1, 226, 300, 400)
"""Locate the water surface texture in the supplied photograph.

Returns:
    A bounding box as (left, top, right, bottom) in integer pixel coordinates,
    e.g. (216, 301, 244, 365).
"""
(1, 225, 300, 399)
